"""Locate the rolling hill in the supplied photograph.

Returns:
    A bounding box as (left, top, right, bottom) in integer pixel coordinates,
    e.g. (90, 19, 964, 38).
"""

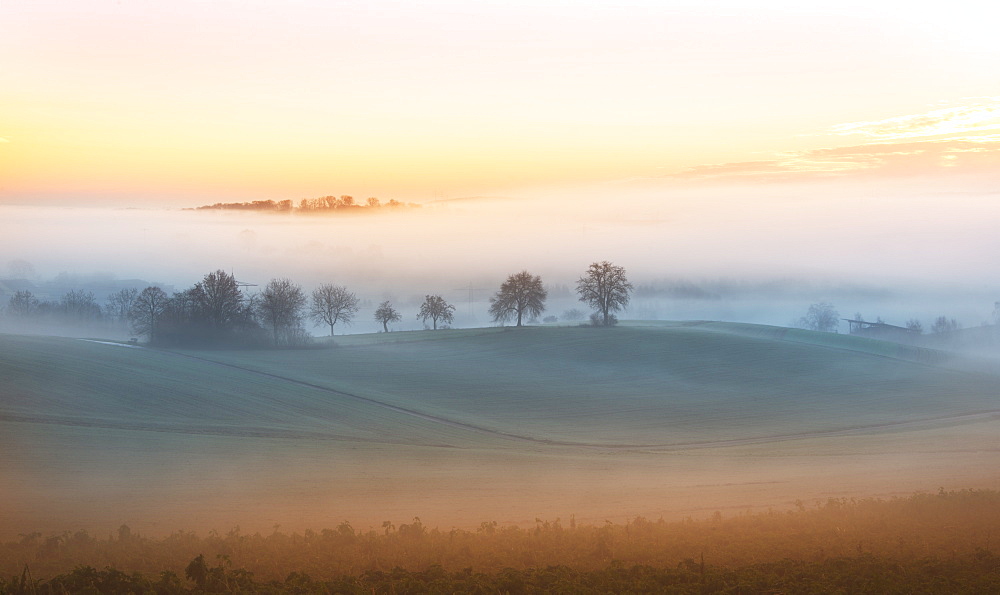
(2, 322, 998, 538)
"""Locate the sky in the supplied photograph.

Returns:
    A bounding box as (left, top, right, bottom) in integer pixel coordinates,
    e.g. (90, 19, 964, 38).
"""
(3, 0, 1000, 206)
(2, 0, 1000, 331)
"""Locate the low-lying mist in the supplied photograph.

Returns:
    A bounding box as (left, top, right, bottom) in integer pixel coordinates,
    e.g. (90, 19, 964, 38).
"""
(4, 180, 998, 334)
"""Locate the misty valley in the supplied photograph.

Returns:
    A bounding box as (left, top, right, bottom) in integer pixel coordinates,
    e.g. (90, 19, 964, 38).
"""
(2, 203, 1000, 592)
(3, 261, 1000, 591)
(6, 0, 1000, 589)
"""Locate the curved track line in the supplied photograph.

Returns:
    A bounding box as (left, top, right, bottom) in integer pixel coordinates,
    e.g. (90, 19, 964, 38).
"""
(0, 412, 454, 447)
(152, 347, 1000, 451)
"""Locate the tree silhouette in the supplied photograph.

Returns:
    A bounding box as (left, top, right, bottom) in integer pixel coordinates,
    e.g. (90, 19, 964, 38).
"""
(489, 271, 547, 327)
(310, 284, 359, 336)
(128, 286, 169, 342)
(193, 270, 244, 331)
(6, 290, 38, 318)
(417, 295, 454, 330)
(576, 261, 633, 326)
(105, 288, 138, 324)
(258, 278, 306, 346)
(799, 302, 839, 332)
(374, 300, 402, 332)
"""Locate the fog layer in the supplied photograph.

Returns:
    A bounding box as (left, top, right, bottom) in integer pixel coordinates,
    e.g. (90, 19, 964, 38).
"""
(3, 180, 999, 333)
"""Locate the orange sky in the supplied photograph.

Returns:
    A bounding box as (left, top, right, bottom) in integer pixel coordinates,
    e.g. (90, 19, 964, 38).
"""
(2, 1, 1000, 206)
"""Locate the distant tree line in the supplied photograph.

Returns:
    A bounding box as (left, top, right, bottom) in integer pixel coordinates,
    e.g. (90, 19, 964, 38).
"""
(3, 261, 635, 347)
(799, 302, 971, 338)
(4, 288, 137, 327)
(194, 195, 420, 214)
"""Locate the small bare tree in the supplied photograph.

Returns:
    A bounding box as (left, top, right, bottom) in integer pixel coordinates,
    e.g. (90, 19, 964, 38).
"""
(61, 290, 102, 322)
(576, 261, 633, 326)
(310, 284, 360, 336)
(128, 286, 169, 342)
(258, 278, 306, 346)
(6, 290, 38, 318)
(489, 271, 547, 327)
(106, 288, 139, 324)
(799, 302, 839, 332)
(417, 295, 454, 330)
(931, 316, 960, 334)
(374, 300, 401, 332)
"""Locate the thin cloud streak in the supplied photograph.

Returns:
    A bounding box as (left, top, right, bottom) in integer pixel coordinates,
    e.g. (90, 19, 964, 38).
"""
(831, 97, 1000, 140)
(671, 139, 1000, 182)
(666, 101, 1000, 184)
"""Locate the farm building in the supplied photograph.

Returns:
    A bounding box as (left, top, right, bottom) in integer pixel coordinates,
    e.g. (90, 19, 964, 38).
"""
(843, 318, 920, 343)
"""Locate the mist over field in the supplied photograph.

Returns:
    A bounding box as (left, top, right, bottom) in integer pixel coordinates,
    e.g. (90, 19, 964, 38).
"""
(3, 178, 999, 335)
(4, 323, 1000, 544)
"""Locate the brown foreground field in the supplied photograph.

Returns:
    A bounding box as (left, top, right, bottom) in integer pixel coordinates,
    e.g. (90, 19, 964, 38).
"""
(3, 490, 1000, 593)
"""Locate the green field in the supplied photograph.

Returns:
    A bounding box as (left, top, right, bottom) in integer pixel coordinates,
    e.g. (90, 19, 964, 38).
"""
(2, 322, 999, 538)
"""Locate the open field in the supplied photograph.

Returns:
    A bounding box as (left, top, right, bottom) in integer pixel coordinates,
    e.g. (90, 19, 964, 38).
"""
(2, 322, 999, 540)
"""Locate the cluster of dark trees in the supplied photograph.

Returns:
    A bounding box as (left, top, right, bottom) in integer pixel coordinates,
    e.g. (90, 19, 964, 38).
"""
(2, 261, 635, 347)
(124, 271, 371, 347)
(118, 270, 474, 345)
(194, 195, 418, 214)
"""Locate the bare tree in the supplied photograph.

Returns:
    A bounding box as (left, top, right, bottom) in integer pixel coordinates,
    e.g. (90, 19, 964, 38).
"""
(489, 271, 547, 327)
(374, 300, 401, 332)
(7, 289, 38, 318)
(417, 295, 454, 330)
(310, 284, 360, 336)
(931, 316, 960, 334)
(6, 290, 38, 318)
(129, 286, 169, 342)
(799, 302, 839, 332)
(905, 318, 923, 334)
(61, 290, 102, 321)
(576, 261, 633, 326)
(105, 288, 139, 324)
(258, 278, 306, 346)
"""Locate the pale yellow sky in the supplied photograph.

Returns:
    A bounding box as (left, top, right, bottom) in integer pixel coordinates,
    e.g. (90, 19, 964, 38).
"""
(2, 0, 999, 205)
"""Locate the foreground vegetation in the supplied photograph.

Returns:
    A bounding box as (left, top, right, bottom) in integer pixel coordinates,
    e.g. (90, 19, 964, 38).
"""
(4, 552, 999, 593)
(3, 490, 999, 593)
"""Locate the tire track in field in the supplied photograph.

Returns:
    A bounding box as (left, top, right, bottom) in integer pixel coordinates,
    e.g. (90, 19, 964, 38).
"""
(0, 412, 453, 447)
(153, 348, 1000, 451)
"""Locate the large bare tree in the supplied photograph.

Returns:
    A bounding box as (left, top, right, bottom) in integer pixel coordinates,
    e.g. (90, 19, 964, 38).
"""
(194, 270, 244, 331)
(417, 295, 454, 330)
(489, 271, 547, 327)
(576, 261, 633, 326)
(258, 278, 306, 346)
(374, 300, 401, 332)
(310, 284, 360, 336)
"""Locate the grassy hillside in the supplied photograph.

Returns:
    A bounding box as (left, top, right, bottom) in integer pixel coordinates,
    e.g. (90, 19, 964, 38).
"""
(166, 322, 999, 448)
(2, 323, 999, 539)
